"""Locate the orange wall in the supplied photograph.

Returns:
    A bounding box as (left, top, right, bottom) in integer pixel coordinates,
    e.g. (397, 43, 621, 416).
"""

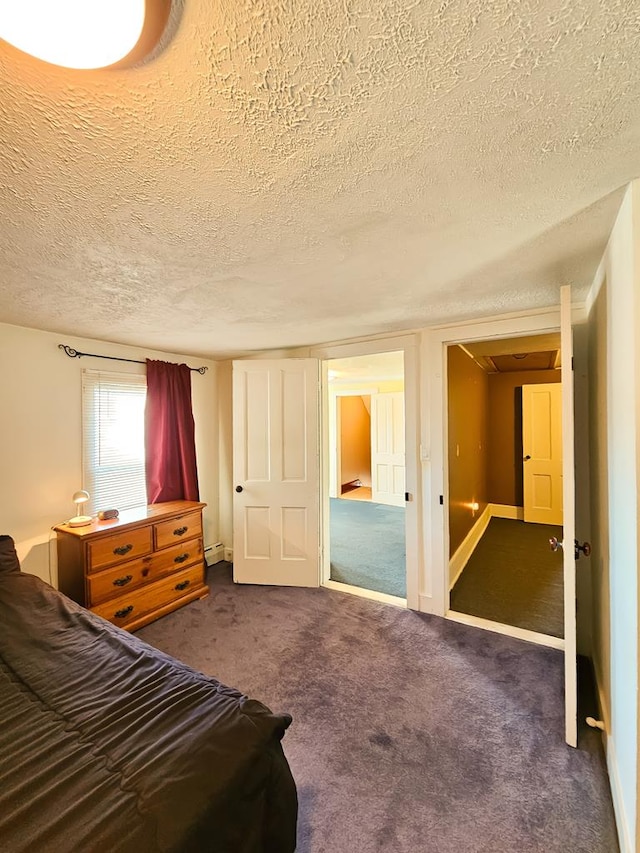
(486, 369, 561, 506)
(339, 396, 372, 487)
(447, 347, 489, 555)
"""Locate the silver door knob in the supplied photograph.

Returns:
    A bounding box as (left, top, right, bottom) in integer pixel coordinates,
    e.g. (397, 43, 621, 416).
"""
(549, 537, 563, 551)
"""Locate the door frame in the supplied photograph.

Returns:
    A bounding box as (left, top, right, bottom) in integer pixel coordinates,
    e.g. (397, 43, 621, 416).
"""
(422, 305, 586, 619)
(311, 335, 421, 611)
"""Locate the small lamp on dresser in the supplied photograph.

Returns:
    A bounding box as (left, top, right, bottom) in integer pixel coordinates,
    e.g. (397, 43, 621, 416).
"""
(68, 490, 92, 527)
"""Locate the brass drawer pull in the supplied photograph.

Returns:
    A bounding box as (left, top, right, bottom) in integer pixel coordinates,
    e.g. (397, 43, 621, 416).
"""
(173, 526, 188, 537)
(113, 543, 133, 556)
(174, 553, 190, 564)
(112, 574, 133, 587)
(175, 580, 191, 591)
(114, 605, 134, 619)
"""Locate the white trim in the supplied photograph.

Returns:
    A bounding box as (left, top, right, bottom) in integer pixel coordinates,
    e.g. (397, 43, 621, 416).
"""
(317, 334, 422, 612)
(604, 735, 633, 853)
(423, 307, 565, 620)
(593, 669, 630, 853)
(445, 610, 565, 650)
(311, 333, 418, 361)
(448, 504, 492, 589)
(223, 547, 233, 562)
(323, 579, 406, 608)
(490, 503, 524, 520)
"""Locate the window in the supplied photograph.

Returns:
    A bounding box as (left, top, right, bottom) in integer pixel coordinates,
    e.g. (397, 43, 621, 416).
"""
(82, 370, 147, 514)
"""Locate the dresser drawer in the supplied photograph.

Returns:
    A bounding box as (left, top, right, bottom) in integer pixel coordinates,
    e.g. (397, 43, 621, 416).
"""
(87, 526, 152, 573)
(154, 511, 202, 550)
(91, 564, 204, 629)
(87, 539, 204, 605)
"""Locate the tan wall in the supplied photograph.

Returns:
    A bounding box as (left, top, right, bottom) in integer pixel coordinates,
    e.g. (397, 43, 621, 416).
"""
(339, 396, 371, 487)
(447, 346, 489, 555)
(486, 369, 561, 507)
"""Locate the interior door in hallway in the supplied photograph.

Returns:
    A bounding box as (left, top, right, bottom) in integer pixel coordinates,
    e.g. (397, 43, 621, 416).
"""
(522, 382, 563, 525)
(232, 359, 320, 587)
(371, 392, 405, 507)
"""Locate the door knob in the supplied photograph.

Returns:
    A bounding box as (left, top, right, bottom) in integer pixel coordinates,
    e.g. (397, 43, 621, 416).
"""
(550, 537, 592, 559)
(523, 455, 531, 461)
(235, 485, 243, 493)
(575, 540, 591, 559)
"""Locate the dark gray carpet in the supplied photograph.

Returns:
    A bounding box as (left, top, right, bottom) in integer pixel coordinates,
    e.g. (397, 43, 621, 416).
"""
(450, 517, 564, 637)
(137, 564, 617, 853)
(330, 497, 406, 597)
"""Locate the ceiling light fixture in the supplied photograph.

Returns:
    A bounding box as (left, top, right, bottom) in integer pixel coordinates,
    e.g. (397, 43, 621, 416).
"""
(0, 0, 171, 70)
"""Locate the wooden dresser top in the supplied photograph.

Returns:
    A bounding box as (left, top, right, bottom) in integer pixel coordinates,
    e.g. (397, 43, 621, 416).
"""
(54, 500, 206, 540)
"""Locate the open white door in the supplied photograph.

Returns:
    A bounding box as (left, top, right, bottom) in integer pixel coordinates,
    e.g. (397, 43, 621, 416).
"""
(232, 359, 320, 587)
(560, 285, 577, 747)
(371, 392, 406, 507)
(522, 383, 563, 525)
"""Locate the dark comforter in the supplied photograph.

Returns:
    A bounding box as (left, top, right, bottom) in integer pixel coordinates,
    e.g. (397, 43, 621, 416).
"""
(0, 536, 297, 852)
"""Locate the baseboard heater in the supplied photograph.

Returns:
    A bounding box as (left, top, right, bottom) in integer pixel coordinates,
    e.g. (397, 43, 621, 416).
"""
(204, 543, 224, 566)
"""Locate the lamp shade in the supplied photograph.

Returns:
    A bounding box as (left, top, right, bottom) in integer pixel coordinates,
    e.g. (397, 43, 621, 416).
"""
(72, 489, 90, 505)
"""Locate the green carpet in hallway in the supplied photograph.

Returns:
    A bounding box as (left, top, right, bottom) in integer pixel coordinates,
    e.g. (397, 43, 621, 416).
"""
(450, 516, 564, 637)
(330, 497, 406, 597)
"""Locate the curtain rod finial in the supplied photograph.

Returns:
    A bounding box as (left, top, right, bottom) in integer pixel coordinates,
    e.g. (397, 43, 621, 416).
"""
(59, 344, 81, 359)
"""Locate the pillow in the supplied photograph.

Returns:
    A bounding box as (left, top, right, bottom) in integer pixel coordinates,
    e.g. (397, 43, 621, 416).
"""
(0, 536, 20, 574)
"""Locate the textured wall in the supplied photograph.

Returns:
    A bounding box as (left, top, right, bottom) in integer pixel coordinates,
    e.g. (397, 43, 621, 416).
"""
(0, 1, 639, 356)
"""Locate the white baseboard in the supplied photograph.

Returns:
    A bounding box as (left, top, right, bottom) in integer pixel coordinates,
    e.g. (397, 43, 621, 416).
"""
(449, 504, 525, 590)
(449, 504, 492, 589)
(605, 734, 632, 853)
(593, 668, 631, 853)
(223, 547, 233, 562)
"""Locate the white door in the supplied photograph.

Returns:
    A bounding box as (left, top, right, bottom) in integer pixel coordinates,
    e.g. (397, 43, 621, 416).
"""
(232, 359, 320, 587)
(522, 383, 563, 525)
(560, 286, 577, 747)
(371, 392, 405, 507)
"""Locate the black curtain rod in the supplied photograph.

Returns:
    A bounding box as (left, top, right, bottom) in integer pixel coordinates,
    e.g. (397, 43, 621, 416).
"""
(58, 344, 208, 374)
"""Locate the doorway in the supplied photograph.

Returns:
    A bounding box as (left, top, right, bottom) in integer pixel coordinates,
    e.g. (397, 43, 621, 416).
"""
(325, 351, 407, 602)
(445, 334, 564, 643)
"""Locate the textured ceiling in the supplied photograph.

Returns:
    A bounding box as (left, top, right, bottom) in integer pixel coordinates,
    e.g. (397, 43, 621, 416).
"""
(0, 0, 639, 358)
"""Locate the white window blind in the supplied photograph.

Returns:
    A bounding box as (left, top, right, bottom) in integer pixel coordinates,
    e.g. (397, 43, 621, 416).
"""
(82, 370, 147, 514)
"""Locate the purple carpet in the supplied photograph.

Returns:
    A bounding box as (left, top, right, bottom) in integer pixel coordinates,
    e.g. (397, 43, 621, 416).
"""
(137, 563, 618, 853)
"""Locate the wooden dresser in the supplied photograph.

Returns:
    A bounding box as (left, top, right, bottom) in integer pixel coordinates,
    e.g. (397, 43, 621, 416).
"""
(54, 500, 209, 632)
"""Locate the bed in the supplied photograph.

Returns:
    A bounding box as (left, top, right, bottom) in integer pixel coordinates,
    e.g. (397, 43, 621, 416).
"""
(0, 535, 297, 852)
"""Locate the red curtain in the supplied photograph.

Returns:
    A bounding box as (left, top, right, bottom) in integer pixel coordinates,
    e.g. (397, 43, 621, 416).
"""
(145, 360, 200, 504)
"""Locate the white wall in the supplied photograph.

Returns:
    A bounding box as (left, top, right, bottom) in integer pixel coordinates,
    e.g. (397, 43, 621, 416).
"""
(587, 181, 640, 852)
(0, 323, 219, 586)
